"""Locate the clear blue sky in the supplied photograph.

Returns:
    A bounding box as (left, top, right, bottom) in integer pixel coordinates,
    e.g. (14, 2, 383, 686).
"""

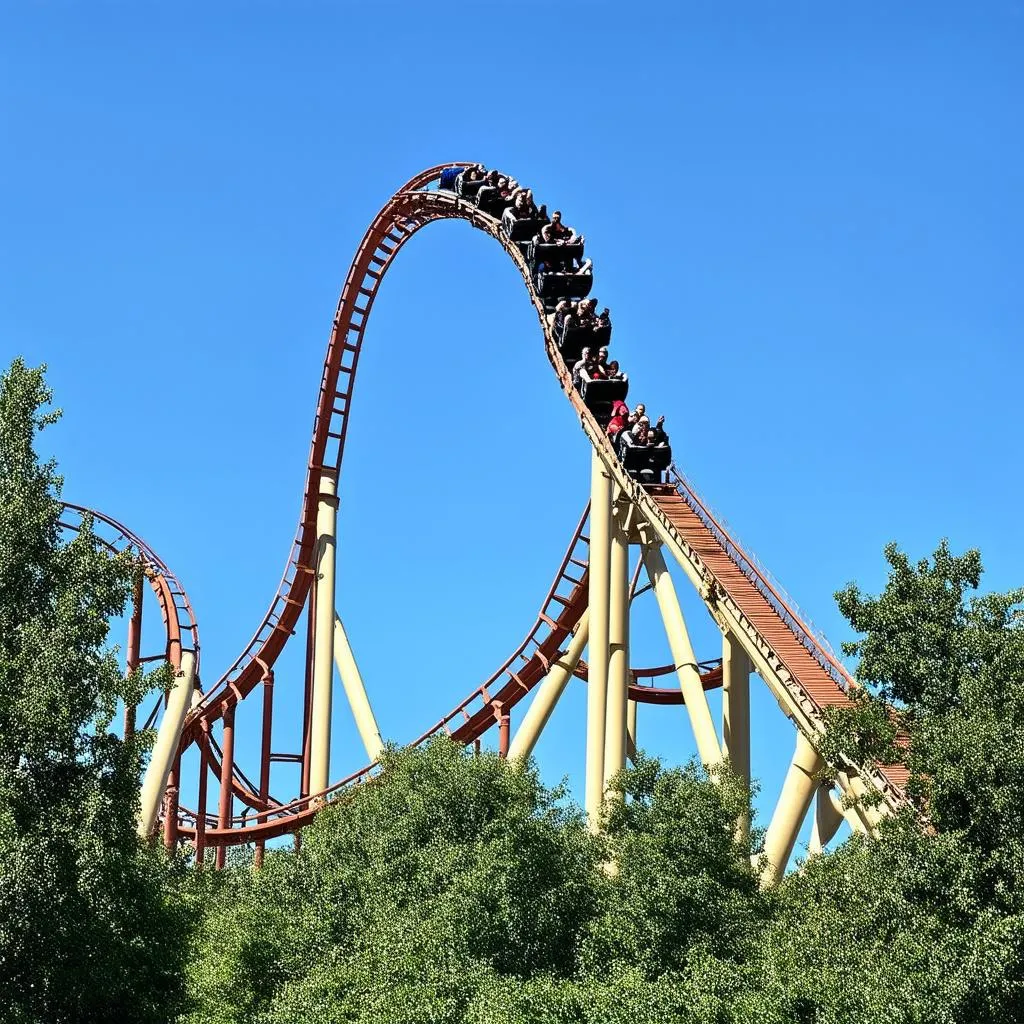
(3, 3, 1021, 855)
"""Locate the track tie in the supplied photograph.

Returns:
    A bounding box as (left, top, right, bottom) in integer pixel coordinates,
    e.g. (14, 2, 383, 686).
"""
(357, 286, 374, 299)
(569, 557, 589, 569)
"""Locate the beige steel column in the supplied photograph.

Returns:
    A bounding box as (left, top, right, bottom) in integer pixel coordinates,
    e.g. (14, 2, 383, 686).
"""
(808, 785, 845, 855)
(626, 698, 638, 764)
(586, 449, 613, 830)
(333, 613, 384, 762)
(642, 543, 722, 768)
(508, 611, 589, 762)
(722, 631, 752, 845)
(603, 512, 630, 801)
(138, 650, 197, 838)
(309, 469, 339, 797)
(835, 770, 873, 835)
(759, 730, 824, 886)
(843, 771, 886, 833)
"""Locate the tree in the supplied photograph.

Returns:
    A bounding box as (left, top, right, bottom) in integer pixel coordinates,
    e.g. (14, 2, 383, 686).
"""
(183, 739, 603, 1023)
(834, 541, 1024, 884)
(0, 359, 187, 1023)
(182, 743, 768, 1024)
(750, 540, 1024, 1023)
(580, 757, 764, 976)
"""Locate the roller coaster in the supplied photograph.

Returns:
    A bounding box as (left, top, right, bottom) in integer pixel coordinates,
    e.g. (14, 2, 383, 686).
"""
(65, 164, 909, 885)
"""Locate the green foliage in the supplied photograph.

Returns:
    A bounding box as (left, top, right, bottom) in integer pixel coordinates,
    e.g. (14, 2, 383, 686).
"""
(771, 538, 1024, 1022)
(744, 819, 1024, 1024)
(829, 541, 1024, 891)
(183, 740, 604, 1022)
(182, 742, 761, 1024)
(0, 359, 187, 1022)
(581, 757, 765, 979)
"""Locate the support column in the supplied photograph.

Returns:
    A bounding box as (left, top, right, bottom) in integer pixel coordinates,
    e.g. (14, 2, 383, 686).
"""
(309, 469, 338, 798)
(255, 672, 273, 869)
(586, 449, 613, 831)
(138, 650, 197, 839)
(835, 770, 873, 835)
(843, 771, 886, 832)
(760, 730, 824, 886)
(123, 570, 143, 739)
(808, 785, 845, 855)
(334, 614, 384, 762)
(215, 701, 236, 870)
(642, 543, 722, 768)
(195, 727, 210, 867)
(603, 511, 630, 801)
(626, 698, 638, 764)
(508, 612, 589, 762)
(722, 631, 751, 845)
(162, 756, 180, 851)
(496, 703, 511, 758)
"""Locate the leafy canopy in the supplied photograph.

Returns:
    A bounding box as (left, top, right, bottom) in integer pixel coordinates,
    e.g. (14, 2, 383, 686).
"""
(0, 359, 187, 1024)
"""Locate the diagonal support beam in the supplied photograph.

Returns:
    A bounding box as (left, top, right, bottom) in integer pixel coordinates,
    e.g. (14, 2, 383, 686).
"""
(837, 768, 886, 834)
(642, 542, 722, 768)
(626, 698, 638, 765)
(808, 784, 845, 855)
(759, 730, 824, 886)
(138, 649, 197, 839)
(334, 613, 384, 762)
(508, 611, 589, 763)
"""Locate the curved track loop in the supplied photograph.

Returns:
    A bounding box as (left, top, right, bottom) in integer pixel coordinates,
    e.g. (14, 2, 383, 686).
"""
(57, 505, 280, 819)
(166, 163, 910, 848)
(59, 503, 200, 682)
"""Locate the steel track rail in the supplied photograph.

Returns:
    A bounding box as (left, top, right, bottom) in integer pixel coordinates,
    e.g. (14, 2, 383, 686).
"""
(58, 503, 200, 675)
(172, 165, 909, 847)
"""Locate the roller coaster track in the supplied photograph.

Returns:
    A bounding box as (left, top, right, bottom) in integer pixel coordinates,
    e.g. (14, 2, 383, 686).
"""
(66, 163, 910, 875)
(58, 504, 200, 733)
